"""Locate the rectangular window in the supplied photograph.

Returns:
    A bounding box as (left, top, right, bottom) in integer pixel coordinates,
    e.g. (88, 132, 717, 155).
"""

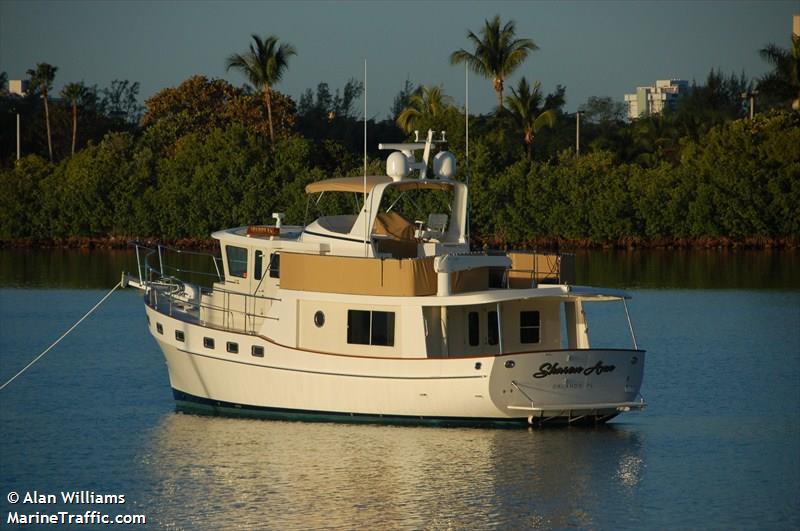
(347, 310, 371, 345)
(226, 246, 248, 278)
(156, 323, 163, 335)
(252, 345, 264, 357)
(226, 341, 239, 354)
(268, 253, 280, 278)
(254, 250, 264, 281)
(520, 311, 541, 344)
(347, 310, 395, 346)
(371, 311, 395, 346)
(488, 311, 499, 346)
(203, 337, 215, 349)
(468, 312, 480, 346)
(175, 330, 185, 342)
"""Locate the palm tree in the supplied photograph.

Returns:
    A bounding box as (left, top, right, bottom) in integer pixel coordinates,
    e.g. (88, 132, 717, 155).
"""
(27, 63, 58, 160)
(61, 82, 87, 156)
(505, 78, 556, 160)
(758, 34, 800, 110)
(226, 34, 296, 142)
(450, 15, 538, 109)
(396, 85, 455, 134)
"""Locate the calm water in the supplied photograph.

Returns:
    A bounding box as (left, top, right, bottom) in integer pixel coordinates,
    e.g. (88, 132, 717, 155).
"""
(1, 249, 798, 529)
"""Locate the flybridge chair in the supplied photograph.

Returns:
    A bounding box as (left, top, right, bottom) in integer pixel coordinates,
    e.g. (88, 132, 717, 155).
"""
(415, 213, 448, 240)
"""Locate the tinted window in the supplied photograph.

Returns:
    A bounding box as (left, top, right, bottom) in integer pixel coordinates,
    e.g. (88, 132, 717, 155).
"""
(347, 310, 371, 345)
(203, 337, 215, 349)
(252, 345, 264, 357)
(226, 341, 239, 354)
(520, 310, 540, 344)
(268, 253, 280, 278)
(371, 311, 395, 346)
(488, 311, 499, 346)
(347, 310, 395, 346)
(226, 246, 248, 278)
(468, 312, 479, 346)
(254, 250, 264, 280)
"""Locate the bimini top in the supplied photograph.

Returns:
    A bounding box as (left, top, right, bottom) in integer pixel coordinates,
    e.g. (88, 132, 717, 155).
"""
(305, 176, 457, 194)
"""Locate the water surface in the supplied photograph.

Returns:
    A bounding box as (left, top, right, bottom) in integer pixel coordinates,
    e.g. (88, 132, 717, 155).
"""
(0, 250, 798, 529)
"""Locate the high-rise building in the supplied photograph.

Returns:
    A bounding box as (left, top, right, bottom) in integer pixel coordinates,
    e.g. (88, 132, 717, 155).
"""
(624, 79, 689, 119)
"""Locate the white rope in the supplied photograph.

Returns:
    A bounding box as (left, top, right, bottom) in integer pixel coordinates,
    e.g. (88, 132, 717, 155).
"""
(0, 281, 122, 391)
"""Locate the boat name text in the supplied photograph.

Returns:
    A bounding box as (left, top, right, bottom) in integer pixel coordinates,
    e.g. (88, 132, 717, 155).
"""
(533, 361, 616, 379)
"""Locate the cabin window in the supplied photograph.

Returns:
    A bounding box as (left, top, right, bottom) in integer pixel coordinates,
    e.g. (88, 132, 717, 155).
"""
(175, 330, 185, 342)
(254, 250, 264, 280)
(520, 311, 541, 344)
(226, 246, 248, 278)
(227, 341, 239, 354)
(203, 337, 215, 349)
(156, 323, 163, 335)
(488, 311, 499, 346)
(347, 310, 395, 347)
(268, 253, 280, 278)
(314, 311, 325, 328)
(468, 312, 480, 346)
(252, 345, 264, 358)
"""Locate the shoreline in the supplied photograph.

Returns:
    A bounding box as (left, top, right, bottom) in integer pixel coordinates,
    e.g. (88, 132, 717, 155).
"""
(1, 235, 797, 251)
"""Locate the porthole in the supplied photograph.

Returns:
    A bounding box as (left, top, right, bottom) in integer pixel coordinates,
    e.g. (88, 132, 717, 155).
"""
(314, 311, 325, 328)
(175, 330, 185, 342)
(227, 342, 239, 354)
(504, 360, 516, 369)
(252, 345, 264, 358)
(203, 337, 215, 349)
(156, 323, 163, 335)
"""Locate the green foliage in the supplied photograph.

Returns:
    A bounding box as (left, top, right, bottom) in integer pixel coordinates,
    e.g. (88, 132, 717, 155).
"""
(0, 155, 55, 238)
(1, 62, 797, 249)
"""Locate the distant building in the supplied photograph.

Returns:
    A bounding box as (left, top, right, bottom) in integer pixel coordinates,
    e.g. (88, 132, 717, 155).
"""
(624, 79, 689, 119)
(9, 79, 29, 96)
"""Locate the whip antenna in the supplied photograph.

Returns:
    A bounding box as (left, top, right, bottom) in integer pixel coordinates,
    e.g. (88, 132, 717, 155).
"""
(363, 59, 368, 257)
(465, 63, 470, 245)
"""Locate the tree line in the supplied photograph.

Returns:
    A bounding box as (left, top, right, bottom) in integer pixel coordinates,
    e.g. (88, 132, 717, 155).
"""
(1, 17, 798, 247)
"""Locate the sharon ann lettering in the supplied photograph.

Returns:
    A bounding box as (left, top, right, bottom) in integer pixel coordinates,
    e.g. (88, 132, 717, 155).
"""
(533, 361, 616, 379)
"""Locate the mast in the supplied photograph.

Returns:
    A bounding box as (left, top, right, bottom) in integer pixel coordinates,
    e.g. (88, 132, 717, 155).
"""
(363, 59, 368, 257)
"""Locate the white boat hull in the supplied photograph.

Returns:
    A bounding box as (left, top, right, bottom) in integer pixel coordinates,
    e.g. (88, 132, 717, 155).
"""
(147, 307, 645, 426)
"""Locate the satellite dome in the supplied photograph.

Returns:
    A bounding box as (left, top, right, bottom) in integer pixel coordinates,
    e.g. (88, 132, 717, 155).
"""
(433, 151, 457, 179)
(386, 151, 410, 181)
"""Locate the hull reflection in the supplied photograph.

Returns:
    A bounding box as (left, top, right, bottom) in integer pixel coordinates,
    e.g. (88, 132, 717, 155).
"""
(140, 413, 644, 529)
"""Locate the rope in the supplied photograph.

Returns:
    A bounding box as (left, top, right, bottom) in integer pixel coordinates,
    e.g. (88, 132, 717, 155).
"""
(0, 281, 122, 391)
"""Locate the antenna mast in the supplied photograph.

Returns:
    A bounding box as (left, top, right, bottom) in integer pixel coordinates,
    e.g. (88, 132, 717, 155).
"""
(465, 63, 470, 245)
(363, 59, 368, 257)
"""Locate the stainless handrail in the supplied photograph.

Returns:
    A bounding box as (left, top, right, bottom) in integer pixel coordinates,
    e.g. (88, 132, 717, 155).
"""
(151, 283, 279, 335)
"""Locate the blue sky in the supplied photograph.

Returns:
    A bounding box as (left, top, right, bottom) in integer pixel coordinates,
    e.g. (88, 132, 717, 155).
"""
(1, 1, 796, 117)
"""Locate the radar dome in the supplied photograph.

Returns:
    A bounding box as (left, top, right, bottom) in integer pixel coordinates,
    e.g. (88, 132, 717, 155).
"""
(386, 151, 410, 181)
(433, 151, 457, 179)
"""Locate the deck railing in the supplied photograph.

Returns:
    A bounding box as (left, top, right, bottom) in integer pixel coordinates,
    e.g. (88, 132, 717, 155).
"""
(132, 241, 279, 335)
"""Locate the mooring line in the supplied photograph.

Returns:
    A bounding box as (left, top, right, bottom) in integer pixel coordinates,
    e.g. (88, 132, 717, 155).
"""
(0, 281, 122, 391)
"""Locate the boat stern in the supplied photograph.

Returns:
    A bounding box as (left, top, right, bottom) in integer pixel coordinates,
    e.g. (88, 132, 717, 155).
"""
(489, 349, 646, 424)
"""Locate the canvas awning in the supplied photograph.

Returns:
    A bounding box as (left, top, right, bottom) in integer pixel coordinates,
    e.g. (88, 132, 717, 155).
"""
(305, 176, 457, 194)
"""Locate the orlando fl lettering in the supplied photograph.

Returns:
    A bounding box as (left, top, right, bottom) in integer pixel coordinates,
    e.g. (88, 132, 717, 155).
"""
(533, 361, 615, 379)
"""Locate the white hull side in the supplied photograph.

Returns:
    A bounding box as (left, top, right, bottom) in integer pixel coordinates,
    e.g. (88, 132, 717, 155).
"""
(147, 308, 645, 423)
